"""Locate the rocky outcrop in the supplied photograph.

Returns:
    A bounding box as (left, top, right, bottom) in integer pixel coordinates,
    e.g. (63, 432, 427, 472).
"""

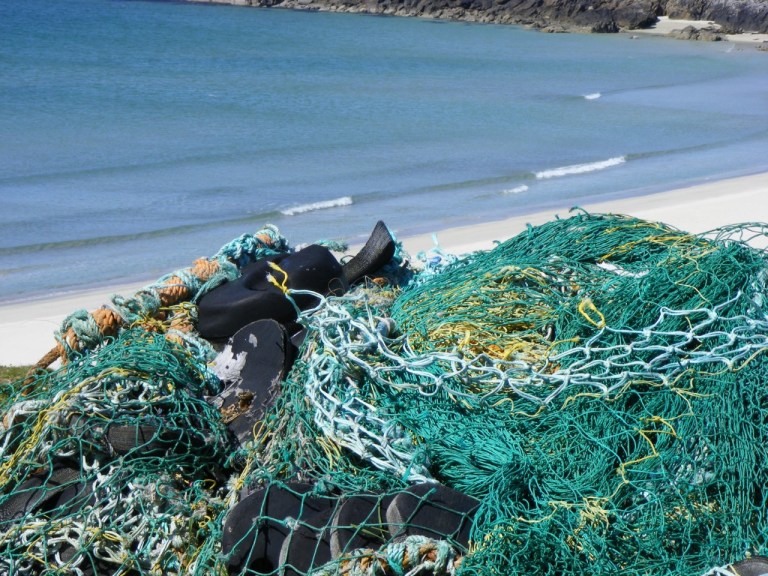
(661, 0, 768, 33)
(200, 0, 768, 33)
(232, 0, 658, 32)
(667, 23, 724, 39)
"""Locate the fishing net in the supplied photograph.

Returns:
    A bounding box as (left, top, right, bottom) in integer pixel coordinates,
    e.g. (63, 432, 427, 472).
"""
(3, 212, 768, 575)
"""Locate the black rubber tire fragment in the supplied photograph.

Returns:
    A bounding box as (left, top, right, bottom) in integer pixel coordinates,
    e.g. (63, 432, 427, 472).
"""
(279, 511, 335, 576)
(211, 319, 293, 446)
(727, 556, 768, 576)
(0, 465, 86, 523)
(222, 482, 337, 575)
(342, 221, 396, 286)
(330, 493, 394, 558)
(385, 482, 479, 550)
(105, 420, 169, 456)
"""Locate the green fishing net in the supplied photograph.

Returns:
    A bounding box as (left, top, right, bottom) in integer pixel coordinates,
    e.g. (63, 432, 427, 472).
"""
(3, 212, 768, 575)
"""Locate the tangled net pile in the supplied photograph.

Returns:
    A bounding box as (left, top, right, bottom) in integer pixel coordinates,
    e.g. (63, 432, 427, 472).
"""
(3, 211, 768, 575)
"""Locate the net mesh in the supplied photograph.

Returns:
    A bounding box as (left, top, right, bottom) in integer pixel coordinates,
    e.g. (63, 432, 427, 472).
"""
(3, 212, 768, 575)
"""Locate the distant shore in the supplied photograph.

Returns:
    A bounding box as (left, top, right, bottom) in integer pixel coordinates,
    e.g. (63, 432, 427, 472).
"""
(628, 16, 768, 46)
(190, 0, 768, 47)
(2, 170, 768, 367)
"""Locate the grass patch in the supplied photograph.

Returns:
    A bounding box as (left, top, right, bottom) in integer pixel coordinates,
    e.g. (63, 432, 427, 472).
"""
(1, 365, 33, 403)
(0, 365, 31, 386)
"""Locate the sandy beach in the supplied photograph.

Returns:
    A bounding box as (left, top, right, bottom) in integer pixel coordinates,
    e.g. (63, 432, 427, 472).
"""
(629, 15, 768, 46)
(2, 170, 768, 367)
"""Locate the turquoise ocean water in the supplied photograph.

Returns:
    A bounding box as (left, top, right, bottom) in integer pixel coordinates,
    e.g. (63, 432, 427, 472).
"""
(2, 0, 768, 304)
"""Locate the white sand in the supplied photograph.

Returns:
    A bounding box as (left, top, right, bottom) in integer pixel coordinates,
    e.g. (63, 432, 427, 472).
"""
(0, 283, 147, 368)
(630, 16, 768, 46)
(637, 16, 721, 35)
(2, 170, 768, 367)
(400, 171, 768, 253)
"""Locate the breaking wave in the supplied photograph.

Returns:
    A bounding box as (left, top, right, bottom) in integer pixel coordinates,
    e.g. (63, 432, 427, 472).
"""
(503, 185, 529, 195)
(584, 92, 601, 100)
(280, 196, 353, 216)
(534, 156, 626, 179)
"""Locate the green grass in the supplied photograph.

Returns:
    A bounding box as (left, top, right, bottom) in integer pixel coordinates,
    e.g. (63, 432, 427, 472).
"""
(1, 365, 33, 404)
(0, 365, 31, 386)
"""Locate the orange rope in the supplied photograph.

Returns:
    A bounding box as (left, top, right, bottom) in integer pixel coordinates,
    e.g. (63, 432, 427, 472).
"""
(30, 227, 284, 372)
(33, 257, 227, 370)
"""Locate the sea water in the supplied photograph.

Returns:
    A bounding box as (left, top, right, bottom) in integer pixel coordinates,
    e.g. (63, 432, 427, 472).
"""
(2, 0, 768, 304)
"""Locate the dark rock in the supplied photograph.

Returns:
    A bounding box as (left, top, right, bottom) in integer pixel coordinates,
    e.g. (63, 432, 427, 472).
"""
(663, 0, 710, 20)
(199, 0, 768, 34)
(662, 0, 768, 33)
(669, 23, 700, 37)
(668, 23, 723, 39)
(613, 1, 659, 28)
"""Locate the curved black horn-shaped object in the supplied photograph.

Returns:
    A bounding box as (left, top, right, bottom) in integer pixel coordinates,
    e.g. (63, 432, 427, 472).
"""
(342, 221, 396, 285)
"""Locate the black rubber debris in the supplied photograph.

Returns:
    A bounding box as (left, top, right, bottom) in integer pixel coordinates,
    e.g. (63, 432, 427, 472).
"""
(105, 419, 172, 456)
(330, 493, 393, 558)
(222, 482, 337, 575)
(279, 512, 334, 576)
(385, 482, 479, 550)
(726, 556, 768, 576)
(210, 319, 294, 446)
(0, 464, 86, 523)
(198, 244, 347, 340)
(342, 221, 396, 285)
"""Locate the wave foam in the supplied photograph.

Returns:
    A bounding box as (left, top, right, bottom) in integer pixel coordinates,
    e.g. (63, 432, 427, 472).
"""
(280, 196, 353, 216)
(584, 92, 601, 100)
(503, 185, 529, 195)
(535, 156, 626, 180)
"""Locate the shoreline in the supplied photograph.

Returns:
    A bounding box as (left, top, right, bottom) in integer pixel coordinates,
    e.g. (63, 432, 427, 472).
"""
(193, 1, 768, 48)
(403, 170, 768, 254)
(2, 170, 768, 367)
(627, 16, 768, 46)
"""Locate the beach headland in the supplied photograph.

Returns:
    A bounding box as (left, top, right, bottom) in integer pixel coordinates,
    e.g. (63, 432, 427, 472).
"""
(190, 0, 768, 43)
(3, 170, 768, 367)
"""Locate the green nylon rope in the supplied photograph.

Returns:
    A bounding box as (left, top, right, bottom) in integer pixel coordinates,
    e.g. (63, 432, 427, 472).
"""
(4, 213, 768, 575)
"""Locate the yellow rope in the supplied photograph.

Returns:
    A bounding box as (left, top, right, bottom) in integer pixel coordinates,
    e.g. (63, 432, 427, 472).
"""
(578, 298, 606, 329)
(266, 261, 290, 294)
(0, 377, 92, 482)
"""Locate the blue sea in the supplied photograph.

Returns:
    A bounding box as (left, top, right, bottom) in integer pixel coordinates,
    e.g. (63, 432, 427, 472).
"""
(2, 0, 768, 304)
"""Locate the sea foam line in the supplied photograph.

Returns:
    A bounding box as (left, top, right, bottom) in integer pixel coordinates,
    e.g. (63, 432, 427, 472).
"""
(503, 185, 529, 195)
(280, 196, 353, 216)
(535, 156, 626, 180)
